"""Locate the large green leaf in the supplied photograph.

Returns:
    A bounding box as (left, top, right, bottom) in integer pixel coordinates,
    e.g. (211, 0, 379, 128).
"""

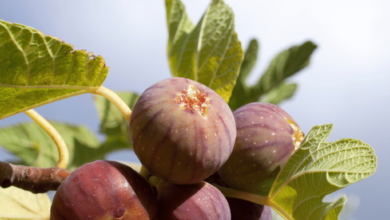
(93, 91, 139, 148)
(229, 40, 316, 110)
(268, 124, 377, 220)
(166, 0, 243, 102)
(0, 121, 126, 171)
(259, 82, 297, 105)
(0, 19, 108, 119)
(0, 186, 50, 220)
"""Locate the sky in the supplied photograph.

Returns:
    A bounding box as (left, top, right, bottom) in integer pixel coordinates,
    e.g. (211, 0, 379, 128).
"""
(0, 0, 389, 219)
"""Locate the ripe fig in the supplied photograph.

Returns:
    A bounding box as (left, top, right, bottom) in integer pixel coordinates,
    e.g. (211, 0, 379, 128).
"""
(156, 180, 231, 220)
(50, 160, 158, 220)
(227, 198, 272, 220)
(129, 77, 236, 184)
(218, 102, 304, 195)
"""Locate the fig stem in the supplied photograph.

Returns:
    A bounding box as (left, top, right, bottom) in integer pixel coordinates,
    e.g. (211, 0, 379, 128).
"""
(214, 185, 270, 206)
(93, 86, 132, 123)
(140, 165, 151, 179)
(24, 109, 69, 169)
(215, 185, 292, 220)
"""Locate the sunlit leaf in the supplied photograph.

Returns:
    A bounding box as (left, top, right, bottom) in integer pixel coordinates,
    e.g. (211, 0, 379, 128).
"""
(0, 186, 50, 220)
(268, 124, 377, 220)
(0, 19, 108, 119)
(166, 0, 243, 102)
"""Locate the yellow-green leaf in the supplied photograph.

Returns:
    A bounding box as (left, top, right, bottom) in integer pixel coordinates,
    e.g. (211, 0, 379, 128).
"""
(0, 186, 50, 220)
(166, 0, 243, 102)
(0, 19, 108, 119)
(268, 124, 377, 220)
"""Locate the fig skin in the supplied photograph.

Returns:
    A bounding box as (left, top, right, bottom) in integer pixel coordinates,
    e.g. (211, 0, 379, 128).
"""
(156, 180, 231, 220)
(219, 102, 303, 195)
(227, 198, 272, 220)
(129, 77, 236, 185)
(50, 160, 158, 220)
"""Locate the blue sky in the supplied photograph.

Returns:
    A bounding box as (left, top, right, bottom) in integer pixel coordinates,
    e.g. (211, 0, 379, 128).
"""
(0, 1, 389, 219)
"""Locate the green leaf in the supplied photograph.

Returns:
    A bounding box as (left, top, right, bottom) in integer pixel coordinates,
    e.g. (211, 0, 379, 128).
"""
(229, 39, 259, 109)
(166, 0, 243, 102)
(0, 186, 50, 220)
(259, 82, 297, 105)
(0, 19, 108, 120)
(93, 91, 140, 148)
(0, 121, 126, 171)
(268, 124, 377, 220)
(229, 40, 316, 110)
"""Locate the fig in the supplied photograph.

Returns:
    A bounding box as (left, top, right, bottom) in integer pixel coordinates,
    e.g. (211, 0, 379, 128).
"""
(156, 180, 231, 220)
(227, 198, 272, 220)
(50, 160, 158, 220)
(129, 77, 236, 184)
(218, 102, 304, 195)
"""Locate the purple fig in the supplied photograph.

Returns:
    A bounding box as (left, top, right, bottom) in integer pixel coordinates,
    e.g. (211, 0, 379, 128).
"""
(218, 102, 304, 195)
(50, 160, 158, 220)
(156, 180, 231, 220)
(129, 77, 236, 184)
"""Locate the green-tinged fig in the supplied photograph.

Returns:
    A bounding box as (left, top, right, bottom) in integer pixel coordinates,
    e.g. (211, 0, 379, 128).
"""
(50, 160, 158, 220)
(219, 102, 304, 195)
(156, 180, 231, 220)
(227, 198, 272, 220)
(129, 77, 236, 184)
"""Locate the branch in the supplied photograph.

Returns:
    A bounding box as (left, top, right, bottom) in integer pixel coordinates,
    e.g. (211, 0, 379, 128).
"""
(0, 162, 70, 193)
(25, 109, 69, 169)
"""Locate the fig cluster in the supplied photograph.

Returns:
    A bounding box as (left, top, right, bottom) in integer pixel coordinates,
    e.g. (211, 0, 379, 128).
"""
(50, 77, 304, 219)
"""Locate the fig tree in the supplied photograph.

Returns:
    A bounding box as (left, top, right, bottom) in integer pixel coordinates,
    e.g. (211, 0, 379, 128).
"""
(50, 160, 158, 220)
(129, 77, 236, 184)
(156, 180, 231, 220)
(218, 102, 304, 195)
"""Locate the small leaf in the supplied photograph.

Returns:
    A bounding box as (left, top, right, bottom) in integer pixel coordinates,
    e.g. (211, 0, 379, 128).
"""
(229, 39, 258, 109)
(229, 40, 316, 110)
(267, 124, 377, 220)
(256, 41, 316, 95)
(0, 186, 50, 220)
(166, 0, 243, 102)
(259, 82, 297, 105)
(0, 121, 126, 171)
(0, 19, 108, 119)
(93, 91, 140, 148)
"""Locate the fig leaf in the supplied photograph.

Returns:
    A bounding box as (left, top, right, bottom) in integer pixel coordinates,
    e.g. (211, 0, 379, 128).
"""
(0, 19, 108, 119)
(165, 0, 243, 103)
(268, 124, 377, 220)
(0, 186, 51, 219)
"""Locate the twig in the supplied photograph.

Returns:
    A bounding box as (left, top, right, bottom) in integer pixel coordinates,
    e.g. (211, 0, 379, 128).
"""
(0, 162, 70, 193)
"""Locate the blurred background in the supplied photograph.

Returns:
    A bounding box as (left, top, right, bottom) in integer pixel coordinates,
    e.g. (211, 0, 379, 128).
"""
(0, 0, 389, 219)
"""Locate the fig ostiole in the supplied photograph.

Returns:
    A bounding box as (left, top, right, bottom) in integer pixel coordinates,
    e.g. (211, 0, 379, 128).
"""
(129, 77, 236, 185)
